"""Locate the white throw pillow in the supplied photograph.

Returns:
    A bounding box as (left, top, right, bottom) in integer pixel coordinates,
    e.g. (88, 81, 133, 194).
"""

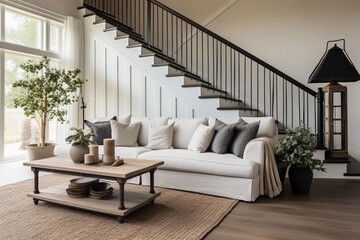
(146, 123, 175, 150)
(187, 124, 215, 153)
(110, 120, 140, 147)
(169, 118, 208, 149)
(131, 116, 169, 146)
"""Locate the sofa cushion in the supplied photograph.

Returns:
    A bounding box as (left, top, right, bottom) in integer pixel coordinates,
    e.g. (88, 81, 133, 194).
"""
(99, 146, 151, 159)
(146, 123, 174, 150)
(84, 116, 117, 145)
(131, 116, 169, 146)
(110, 120, 140, 147)
(228, 120, 260, 158)
(187, 124, 215, 153)
(169, 117, 208, 149)
(138, 149, 259, 179)
(209, 119, 238, 154)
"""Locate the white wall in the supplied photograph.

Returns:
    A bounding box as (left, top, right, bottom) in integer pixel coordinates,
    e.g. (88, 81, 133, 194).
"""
(21, 0, 82, 17)
(160, 0, 360, 159)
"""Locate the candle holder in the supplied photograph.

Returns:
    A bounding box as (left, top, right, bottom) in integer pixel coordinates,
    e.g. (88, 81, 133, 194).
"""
(103, 138, 115, 165)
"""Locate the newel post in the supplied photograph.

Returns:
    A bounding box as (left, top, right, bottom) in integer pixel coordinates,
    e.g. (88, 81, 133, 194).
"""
(316, 87, 325, 149)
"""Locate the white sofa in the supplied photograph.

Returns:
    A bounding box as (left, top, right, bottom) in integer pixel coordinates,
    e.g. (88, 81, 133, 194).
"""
(96, 116, 278, 202)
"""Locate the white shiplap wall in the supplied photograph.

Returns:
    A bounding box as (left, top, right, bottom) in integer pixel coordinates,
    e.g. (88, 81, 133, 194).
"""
(82, 14, 240, 122)
(83, 29, 195, 121)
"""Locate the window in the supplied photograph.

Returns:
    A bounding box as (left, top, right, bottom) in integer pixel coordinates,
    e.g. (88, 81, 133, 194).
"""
(4, 9, 42, 49)
(0, 4, 64, 161)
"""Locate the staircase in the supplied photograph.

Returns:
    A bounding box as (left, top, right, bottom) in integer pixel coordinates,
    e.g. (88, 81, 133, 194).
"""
(78, 0, 359, 178)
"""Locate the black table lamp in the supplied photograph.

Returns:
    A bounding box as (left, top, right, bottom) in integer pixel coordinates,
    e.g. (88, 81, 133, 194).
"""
(309, 39, 360, 159)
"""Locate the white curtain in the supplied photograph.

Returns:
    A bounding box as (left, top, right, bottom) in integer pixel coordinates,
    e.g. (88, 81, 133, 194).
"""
(57, 16, 84, 143)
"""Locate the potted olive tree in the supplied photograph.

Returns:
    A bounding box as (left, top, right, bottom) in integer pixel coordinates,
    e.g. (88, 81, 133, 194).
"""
(65, 127, 96, 163)
(12, 56, 85, 160)
(276, 123, 326, 194)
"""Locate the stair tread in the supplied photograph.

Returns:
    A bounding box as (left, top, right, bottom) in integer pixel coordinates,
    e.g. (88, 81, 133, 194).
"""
(182, 83, 224, 91)
(217, 106, 259, 111)
(167, 74, 209, 84)
(345, 156, 360, 176)
(139, 53, 176, 64)
(152, 62, 185, 70)
(199, 95, 242, 102)
(323, 158, 350, 164)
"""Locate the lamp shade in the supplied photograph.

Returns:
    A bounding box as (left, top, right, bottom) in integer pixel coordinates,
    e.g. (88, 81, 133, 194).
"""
(309, 43, 360, 83)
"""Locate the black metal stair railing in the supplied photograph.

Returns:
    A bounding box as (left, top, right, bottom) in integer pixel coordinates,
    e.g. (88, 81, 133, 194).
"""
(82, 0, 323, 144)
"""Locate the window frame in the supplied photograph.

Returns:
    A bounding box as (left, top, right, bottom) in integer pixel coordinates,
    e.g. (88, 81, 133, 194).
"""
(0, 2, 65, 162)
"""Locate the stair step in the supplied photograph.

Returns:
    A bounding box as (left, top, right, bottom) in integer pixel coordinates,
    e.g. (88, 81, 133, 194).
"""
(182, 82, 227, 94)
(83, 13, 95, 18)
(217, 106, 259, 111)
(199, 95, 242, 103)
(344, 156, 360, 176)
(167, 73, 207, 83)
(152, 62, 185, 70)
(323, 158, 350, 164)
(139, 53, 176, 66)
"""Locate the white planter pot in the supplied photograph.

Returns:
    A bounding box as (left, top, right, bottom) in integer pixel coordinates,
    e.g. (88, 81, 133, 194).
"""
(27, 143, 56, 161)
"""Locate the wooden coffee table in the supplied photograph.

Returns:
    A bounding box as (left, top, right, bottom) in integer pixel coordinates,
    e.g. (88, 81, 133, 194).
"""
(23, 156, 164, 223)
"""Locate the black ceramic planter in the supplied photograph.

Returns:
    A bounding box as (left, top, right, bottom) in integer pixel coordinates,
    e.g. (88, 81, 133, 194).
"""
(288, 165, 313, 194)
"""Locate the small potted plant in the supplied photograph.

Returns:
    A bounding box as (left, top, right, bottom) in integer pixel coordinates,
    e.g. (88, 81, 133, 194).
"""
(65, 127, 96, 163)
(276, 123, 326, 194)
(12, 56, 85, 160)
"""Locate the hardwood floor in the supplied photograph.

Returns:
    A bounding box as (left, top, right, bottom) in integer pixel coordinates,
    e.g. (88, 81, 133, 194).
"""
(206, 178, 360, 240)
(1, 161, 359, 240)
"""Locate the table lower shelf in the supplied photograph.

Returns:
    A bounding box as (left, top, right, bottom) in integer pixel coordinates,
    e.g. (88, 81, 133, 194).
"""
(27, 182, 160, 217)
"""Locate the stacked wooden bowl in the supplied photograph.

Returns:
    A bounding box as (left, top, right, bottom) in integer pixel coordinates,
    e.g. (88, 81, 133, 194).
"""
(66, 178, 99, 198)
(89, 182, 113, 199)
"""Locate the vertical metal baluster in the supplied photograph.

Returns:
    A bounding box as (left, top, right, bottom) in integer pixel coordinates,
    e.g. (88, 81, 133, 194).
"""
(157, 6, 159, 49)
(207, 35, 209, 84)
(181, 20, 183, 66)
(298, 88, 301, 125)
(225, 47, 227, 93)
(291, 85, 294, 128)
(285, 81, 288, 129)
(190, 25, 193, 73)
(230, 49, 232, 97)
(256, 64, 259, 117)
(283, 78, 285, 131)
(186, 23, 188, 69)
(166, 11, 168, 56)
(275, 74, 278, 122)
(201, 31, 203, 80)
(244, 57, 247, 110)
(171, 14, 174, 59)
(162, 8, 164, 53)
(152, 4, 154, 45)
(220, 43, 222, 90)
(306, 93, 309, 128)
(263, 68, 266, 116)
(238, 52, 241, 100)
(250, 60, 253, 111)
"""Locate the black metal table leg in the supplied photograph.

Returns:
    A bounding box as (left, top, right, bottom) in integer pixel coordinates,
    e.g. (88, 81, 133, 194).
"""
(32, 168, 40, 194)
(117, 179, 127, 210)
(149, 169, 155, 194)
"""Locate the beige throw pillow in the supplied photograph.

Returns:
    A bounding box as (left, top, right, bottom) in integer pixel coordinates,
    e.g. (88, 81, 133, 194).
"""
(146, 123, 175, 150)
(188, 124, 215, 153)
(110, 120, 140, 147)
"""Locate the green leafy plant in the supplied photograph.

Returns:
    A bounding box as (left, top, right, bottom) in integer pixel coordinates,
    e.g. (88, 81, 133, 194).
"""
(65, 127, 96, 146)
(12, 56, 85, 147)
(276, 123, 325, 172)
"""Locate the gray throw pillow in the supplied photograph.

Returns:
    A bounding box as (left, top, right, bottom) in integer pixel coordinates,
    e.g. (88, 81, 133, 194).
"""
(228, 120, 260, 158)
(209, 119, 243, 154)
(84, 116, 117, 145)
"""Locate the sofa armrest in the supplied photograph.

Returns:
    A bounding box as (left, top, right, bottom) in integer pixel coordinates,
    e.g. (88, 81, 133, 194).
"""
(243, 137, 275, 195)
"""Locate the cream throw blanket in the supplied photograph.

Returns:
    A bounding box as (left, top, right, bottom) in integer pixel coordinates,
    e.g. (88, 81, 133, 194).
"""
(249, 137, 282, 198)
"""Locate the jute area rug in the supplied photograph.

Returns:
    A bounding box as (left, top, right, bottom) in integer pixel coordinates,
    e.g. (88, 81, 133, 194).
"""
(0, 174, 238, 240)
